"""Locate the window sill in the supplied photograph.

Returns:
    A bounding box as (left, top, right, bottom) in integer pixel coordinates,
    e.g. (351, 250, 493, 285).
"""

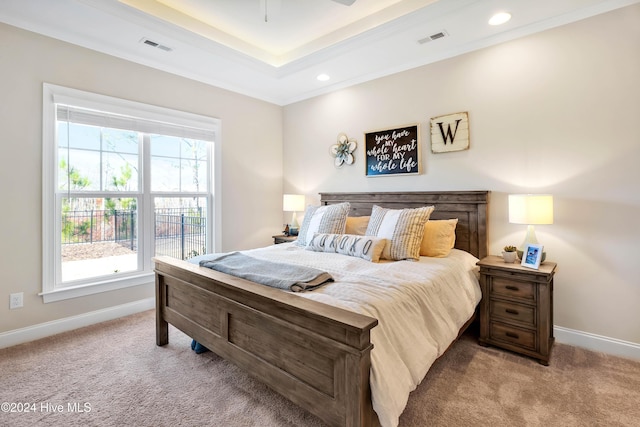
(40, 273, 154, 303)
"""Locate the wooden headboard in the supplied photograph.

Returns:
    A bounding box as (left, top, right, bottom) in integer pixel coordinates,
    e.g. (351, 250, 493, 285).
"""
(320, 191, 489, 260)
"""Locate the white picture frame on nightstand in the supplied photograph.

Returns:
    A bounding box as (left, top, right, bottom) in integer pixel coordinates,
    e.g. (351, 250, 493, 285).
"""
(521, 243, 544, 269)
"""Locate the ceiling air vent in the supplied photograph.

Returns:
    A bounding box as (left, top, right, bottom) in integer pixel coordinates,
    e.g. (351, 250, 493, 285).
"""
(417, 30, 448, 45)
(140, 38, 173, 52)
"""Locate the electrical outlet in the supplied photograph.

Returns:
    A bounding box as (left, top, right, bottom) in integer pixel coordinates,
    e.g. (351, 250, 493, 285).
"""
(10, 292, 23, 309)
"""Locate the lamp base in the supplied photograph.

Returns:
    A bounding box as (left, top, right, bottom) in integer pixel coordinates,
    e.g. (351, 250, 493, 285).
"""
(518, 224, 547, 262)
(291, 212, 300, 230)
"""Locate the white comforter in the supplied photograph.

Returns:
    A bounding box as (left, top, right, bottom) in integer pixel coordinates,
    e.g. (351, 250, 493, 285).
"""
(226, 243, 482, 427)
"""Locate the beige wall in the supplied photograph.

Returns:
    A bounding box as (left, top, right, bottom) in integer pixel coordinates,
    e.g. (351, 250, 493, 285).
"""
(0, 23, 283, 333)
(2, 5, 639, 349)
(283, 5, 640, 345)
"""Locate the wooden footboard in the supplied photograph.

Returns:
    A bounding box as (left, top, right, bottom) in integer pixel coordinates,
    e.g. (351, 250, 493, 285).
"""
(154, 255, 379, 427)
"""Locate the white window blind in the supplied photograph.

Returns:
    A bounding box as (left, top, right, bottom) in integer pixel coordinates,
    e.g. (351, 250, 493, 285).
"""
(56, 104, 215, 142)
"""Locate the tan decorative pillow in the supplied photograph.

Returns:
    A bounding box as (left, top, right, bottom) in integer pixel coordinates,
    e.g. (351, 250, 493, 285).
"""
(306, 233, 387, 262)
(365, 205, 434, 261)
(420, 219, 459, 257)
(296, 202, 350, 247)
(345, 216, 370, 236)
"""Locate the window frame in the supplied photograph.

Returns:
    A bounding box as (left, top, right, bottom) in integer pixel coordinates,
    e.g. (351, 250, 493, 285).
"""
(42, 83, 222, 303)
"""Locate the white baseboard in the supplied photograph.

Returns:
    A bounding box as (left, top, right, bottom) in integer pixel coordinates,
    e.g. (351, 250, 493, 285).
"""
(555, 325, 640, 361)
(2, 302, 639, 361)
(0, 297, 155, 349)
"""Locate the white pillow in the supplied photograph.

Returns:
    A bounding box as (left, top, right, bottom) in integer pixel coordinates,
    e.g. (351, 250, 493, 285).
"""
(296, 202, 350, 247)
(365, 205, 435, 261)
(306, 233, 387, 262)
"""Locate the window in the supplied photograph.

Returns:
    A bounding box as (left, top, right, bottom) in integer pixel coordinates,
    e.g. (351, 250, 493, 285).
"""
(42, 84, 221, 302)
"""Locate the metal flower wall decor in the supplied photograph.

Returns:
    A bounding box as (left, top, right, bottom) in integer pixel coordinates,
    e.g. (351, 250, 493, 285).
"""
(330, 133, 357, 168)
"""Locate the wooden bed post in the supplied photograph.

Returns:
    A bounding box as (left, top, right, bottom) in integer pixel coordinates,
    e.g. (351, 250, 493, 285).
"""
(156, 273, 168, 346)
(345, 350, 376, 426)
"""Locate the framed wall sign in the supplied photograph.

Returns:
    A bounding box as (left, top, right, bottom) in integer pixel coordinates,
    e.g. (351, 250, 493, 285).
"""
(430, 111, 470, 153)
(364, 124, 420, 177)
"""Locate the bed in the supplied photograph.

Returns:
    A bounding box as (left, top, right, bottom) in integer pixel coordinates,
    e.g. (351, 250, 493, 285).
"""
(154, 191, 489, 427)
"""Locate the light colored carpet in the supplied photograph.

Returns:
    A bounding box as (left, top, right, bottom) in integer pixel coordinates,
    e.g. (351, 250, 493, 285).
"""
(1, 310, 639, 427)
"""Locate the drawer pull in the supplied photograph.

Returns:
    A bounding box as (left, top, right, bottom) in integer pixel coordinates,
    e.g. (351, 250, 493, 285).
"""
(505, 308, 519, 315)
(505, 285, 519, 291)
(505, 332, 520, 339)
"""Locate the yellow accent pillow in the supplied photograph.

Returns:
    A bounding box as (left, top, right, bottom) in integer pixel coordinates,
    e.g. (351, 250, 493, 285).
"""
(345, 216, 370, 235)
(420, 219, 458, 257)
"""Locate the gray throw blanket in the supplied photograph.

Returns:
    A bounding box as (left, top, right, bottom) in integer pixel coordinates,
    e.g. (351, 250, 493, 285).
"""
(199, 252, 333, 292)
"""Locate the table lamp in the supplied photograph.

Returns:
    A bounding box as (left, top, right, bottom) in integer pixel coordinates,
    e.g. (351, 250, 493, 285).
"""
(508, 194, 553, 261)
(283, 194, 305, 235)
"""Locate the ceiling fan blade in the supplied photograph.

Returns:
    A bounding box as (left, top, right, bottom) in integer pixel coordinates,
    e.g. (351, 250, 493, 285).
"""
(331, 0, 356, 5)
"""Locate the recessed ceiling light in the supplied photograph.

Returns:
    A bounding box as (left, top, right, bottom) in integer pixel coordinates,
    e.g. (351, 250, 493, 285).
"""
(317, 74, 330, 82)
(488, 12, 511, 26)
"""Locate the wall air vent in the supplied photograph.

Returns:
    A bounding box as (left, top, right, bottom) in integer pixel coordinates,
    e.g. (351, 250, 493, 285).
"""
(417, 30, 448, 44)
(140, 38, 173, 52)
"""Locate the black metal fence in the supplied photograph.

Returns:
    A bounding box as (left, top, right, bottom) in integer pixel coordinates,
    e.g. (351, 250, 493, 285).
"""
(61, 209, 136, 248)
(61, 207, 206, 260)
(155, 207, 207, 260)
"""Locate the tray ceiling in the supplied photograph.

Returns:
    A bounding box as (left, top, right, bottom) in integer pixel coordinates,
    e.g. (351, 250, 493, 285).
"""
(0, 0, 636, 105)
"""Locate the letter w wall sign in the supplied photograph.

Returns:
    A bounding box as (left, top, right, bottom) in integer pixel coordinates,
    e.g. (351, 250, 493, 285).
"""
(430, 112, 470, 153)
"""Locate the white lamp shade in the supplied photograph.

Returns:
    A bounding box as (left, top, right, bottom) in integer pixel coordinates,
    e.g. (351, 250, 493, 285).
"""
(283, 194, 305, 212)
(509, 194, 553, 225)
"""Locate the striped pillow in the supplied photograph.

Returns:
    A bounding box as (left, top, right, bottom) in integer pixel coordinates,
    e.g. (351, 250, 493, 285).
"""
(296, 202, 350, 247)
(366, 205, 435, 261)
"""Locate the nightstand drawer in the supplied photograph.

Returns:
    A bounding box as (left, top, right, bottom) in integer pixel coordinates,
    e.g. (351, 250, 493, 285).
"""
(490, 300, 535, 326)
(490, 322, 536, 351)
(492, 277, 535, 301)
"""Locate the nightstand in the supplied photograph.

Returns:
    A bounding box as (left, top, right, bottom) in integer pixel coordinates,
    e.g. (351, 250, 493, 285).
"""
(477, 255, 557, 365)
(273, 235, 297, 244)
